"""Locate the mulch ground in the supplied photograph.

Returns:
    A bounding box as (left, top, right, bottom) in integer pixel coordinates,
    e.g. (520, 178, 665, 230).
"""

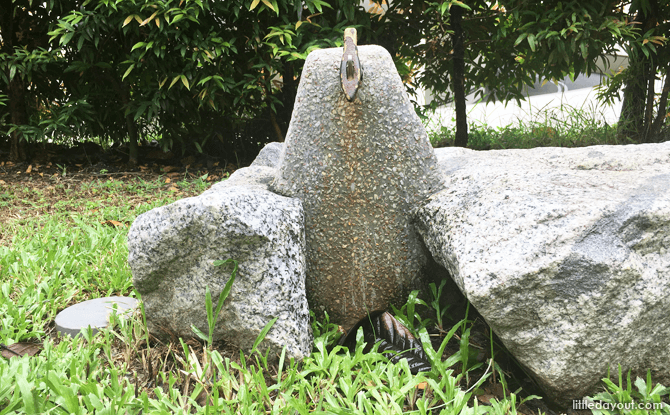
(0, 143, 244, 227)
(0, 144, 238, 184)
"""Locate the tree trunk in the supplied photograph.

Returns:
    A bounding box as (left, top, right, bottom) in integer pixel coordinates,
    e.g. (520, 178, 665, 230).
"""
(649, 68, 670, 140)
(116, 81, 138, 165)
(125, 112, 139, 166)
(451, 5, 468, 148)
(643, 62, 656, 142)
(617, 2, 659, 142)
(262, 66, 286, 142)
(8, 77, 27, 161)
(618, 62, 648, 142)
(279, 60, 298, 138)
(269, 107, 284, 142)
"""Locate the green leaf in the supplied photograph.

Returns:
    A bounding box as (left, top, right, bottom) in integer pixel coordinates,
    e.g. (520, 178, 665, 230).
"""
(579, 42, 588, 59)
(121, 64, 135, 80)
(641, 47, 650, 59)
(134, 101, 150, 121)
(634, 376, 647, 397)
(527, 34, 537, 52)
(197, 76, 211, 86)
(251, 317, 278, 354)
(131, 42, 146, 52)
(191, 324, 208, 342)
(45, 372, 80, 414)
(249, 0, 260, 10)
(180, 75, 190, 89)
(141, 11, 158, 26)
(212, 258, 237, 319)
(514, 33, 527, 47)
(122, 15, 134, 27)
(171, 14, 183, 24)
(168, 75, 180, 89)
(452, 0, 472, 10)
(272, 0, 280, 13)
(16, 376, 37, 415)
(61, 31, 75, 46)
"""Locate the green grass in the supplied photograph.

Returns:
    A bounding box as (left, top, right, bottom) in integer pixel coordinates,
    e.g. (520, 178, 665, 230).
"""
(586, 367, 670, 415)
(0, 176, 202, 343)
(427, 102, 633, 150)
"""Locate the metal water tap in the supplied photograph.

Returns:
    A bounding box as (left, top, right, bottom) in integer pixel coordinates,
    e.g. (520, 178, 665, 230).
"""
(340, 28, 362, 102)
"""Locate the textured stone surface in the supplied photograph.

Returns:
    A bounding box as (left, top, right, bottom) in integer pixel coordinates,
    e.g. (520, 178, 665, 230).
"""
(212, 165, 276, 191)
(272, 46, 444, 327)
(416, 142, 670, 403)
(251, 142, 284, 168)
(128, 170, 312, 359)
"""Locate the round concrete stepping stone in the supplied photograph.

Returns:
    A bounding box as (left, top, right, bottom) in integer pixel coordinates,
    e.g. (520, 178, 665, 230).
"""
(55, 296, 138, 337)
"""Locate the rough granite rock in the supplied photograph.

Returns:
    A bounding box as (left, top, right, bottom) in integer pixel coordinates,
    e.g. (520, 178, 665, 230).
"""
(416, 142, 670, 403)
(128, 167, 312, 359)
(272, 46, 444, 327)
(251, 142, 284, 168)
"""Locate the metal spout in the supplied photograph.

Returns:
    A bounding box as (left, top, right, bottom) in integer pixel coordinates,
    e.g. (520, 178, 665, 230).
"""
(340, 28, 361, 102)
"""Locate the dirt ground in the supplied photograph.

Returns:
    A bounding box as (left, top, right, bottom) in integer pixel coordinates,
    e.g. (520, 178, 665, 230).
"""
(0, 142, 242, 227)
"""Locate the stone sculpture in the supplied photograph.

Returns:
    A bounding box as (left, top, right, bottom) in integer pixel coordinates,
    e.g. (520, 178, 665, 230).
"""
(271, 42, 444, 328)
(128, 32, 446, 356)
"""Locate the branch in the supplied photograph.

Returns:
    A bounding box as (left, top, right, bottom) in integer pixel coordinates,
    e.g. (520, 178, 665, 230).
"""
(262, 67, 283, 142)
(644, 63, 656, 127)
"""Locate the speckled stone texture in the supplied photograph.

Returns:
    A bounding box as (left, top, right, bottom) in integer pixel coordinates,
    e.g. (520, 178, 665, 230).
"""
(128, 167, 312, 360)
(416, 142, 670, 404)
(272, 46, 444, 327)
(251, 142, 284, 168)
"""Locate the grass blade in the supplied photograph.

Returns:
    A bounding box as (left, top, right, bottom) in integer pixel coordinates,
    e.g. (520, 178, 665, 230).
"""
(251, 317, 278, 354)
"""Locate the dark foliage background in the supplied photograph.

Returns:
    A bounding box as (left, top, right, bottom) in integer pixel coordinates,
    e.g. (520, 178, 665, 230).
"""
(0, 0, 667, 164)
